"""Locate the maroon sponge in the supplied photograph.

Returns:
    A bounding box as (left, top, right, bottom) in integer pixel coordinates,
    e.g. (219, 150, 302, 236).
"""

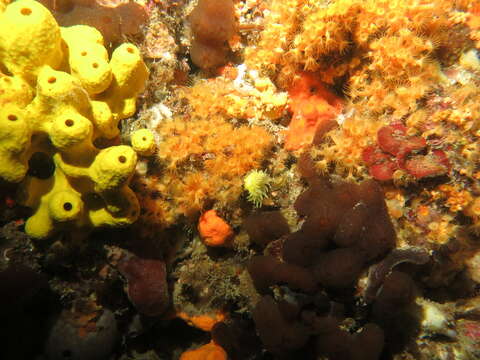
(314, 317, 385, 360)
(252, 295, 310, 354)
(117, 255, 169, 316)
(285, 177, 396, 271)
(247, 255, 317, 293)
(313, 248, 365, 289)
(244, 210, 290, 247)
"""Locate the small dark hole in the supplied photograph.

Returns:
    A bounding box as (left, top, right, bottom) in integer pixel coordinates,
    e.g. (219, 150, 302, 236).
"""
(142, 137, 146, 141)
(81, 51, 87, 56)
(118, 156, 126, 163)
(48, 77, 56, 84)
(7, 114, 17, 121)
(65, 119, 74, 127)
(92, 63, 98, 68)
(63, 202, 72, 211)
(20, 8, 32, 15)
(28, 152, 55, 179)
(127, 47, 134, 54)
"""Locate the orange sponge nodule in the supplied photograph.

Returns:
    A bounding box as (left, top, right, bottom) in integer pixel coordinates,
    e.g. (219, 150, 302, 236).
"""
(178, 311, 226, 332)
(180, 341, 227, 360)
(284, 72, 343, 151)
(198, 210, 233, 247)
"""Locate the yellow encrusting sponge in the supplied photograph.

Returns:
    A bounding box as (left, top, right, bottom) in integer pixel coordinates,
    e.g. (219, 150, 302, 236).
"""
(61, 26, 113, 96)
(0, 0, 63, 84)
(0, 0, 149, 239)
(0, 104, 31, 183)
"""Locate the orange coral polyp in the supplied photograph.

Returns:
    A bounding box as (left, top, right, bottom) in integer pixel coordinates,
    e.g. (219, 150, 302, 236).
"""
(180, 341, 227, 360)
(284, 72, 342, 150)
(198, 210, 233, 247)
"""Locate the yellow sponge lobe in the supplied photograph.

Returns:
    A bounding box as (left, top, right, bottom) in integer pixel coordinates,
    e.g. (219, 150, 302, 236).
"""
(0, 105, 31, 182)
(0, 0, 63, 83)
(91, 146, 138, 192)
(48, 191, 83, 222)
(61, 26, 113, 95)
(98, 43, 149, 120)
(131, 129, 156, 156)
(23, 169, 83, 239)
(0, 74, 34, 108)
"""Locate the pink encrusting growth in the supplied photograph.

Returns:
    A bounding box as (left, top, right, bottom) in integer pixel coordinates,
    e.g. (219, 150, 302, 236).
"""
(362, 123, 450, 181)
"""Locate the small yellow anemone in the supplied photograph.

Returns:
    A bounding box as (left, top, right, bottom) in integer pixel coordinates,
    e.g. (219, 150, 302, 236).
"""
(244, 170, 270, 208)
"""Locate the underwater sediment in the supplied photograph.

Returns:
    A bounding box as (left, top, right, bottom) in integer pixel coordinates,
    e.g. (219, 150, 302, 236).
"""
(1, 0, 480, 359)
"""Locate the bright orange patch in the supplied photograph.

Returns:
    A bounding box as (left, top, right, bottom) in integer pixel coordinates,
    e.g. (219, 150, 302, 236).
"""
(284, 72, 343, 150)
(198, 210, 233, 247)
(180, 341, 227, 360)
(467, 4, 480, 29)
(178, 311, 226, 332)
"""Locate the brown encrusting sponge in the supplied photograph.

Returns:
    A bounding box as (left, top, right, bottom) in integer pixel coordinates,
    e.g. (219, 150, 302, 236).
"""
(284, 175, 396, 269)
(243, 159, 424, 358)
(189, 0, 237, 69)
